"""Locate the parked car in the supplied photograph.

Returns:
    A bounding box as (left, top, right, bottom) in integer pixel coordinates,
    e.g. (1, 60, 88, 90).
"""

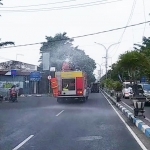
(138, 83, 150, 104)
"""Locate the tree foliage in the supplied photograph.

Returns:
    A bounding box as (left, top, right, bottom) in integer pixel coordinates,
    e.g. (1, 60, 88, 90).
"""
(133, 36, 150, 80)
(100, 79, 122, 91)
(0, 40, 14, 47)
(134, 36, 150, 52)
(39, 32, 96, 83)
(101, 36, 150, 83)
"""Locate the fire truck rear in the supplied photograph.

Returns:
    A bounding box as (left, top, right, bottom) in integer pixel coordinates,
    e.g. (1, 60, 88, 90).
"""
(51, 71, 89, 103)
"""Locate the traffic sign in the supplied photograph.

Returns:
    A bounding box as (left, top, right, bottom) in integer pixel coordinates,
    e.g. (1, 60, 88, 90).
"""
(11, 69, 17, 76)
(141, 76, 146, 83)
(30, 71, 41, 81)
(47, 75, 51, 80)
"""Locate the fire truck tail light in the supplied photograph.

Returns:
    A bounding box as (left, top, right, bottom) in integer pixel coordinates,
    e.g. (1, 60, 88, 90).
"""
(77, 90, 83, 95)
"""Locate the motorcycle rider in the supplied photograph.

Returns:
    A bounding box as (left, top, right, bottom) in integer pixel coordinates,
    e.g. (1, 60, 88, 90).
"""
(10, 85, 18, 101)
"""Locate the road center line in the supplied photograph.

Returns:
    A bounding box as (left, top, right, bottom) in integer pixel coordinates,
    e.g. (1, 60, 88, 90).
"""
(103, 94, 147, 150)
(56, 110, 64, 117)
(12, 135, 34, 150)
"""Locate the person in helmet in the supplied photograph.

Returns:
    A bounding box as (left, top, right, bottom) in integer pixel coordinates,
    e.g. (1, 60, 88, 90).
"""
(10, 85, 17, 93)
(10, 85, 18, 101)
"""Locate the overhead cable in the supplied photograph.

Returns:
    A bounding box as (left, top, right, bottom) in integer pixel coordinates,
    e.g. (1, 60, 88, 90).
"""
(110, 0, 137, 58)
(1, 0, 77, 8)
(0, 20, 149, 49)
(0, 0, 123, 12)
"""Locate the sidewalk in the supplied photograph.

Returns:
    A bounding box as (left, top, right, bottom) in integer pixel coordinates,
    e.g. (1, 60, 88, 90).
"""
(102, 90, 150, 138)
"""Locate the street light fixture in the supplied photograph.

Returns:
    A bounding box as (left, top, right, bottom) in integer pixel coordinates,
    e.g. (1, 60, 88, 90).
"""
(94, 42, 120, 79)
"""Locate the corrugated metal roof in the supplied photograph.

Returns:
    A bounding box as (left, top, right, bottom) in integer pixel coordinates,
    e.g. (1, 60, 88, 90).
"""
(0, 70, 31, 76)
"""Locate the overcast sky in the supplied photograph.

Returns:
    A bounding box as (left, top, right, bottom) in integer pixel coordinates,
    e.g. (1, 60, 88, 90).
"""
(0, 0, 150, 77)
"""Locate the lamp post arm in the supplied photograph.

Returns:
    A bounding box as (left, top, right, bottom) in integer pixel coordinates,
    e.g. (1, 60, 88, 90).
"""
(107, 42, 120, 50)
(94, 42, 107, 50)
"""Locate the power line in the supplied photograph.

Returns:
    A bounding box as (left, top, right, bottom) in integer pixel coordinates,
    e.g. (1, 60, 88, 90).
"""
(0, 20, 149, 49)
(1, 0, 77, 8)
(0, 0, 122, 12)
(72, 21, 149, 38)
(0, 0, 123, 13)
(110, 0, 137, 57)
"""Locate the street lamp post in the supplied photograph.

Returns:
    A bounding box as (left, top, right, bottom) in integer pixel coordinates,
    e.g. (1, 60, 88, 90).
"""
(95, 42, 119, 79)
(96, 62, 105, 80)
(96, 63, 101, 80)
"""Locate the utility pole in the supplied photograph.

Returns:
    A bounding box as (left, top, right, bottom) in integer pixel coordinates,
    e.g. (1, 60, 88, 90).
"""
(96, 62, 105, 80)
(106, 49, 108, 79)
(95, 42, 120, 79)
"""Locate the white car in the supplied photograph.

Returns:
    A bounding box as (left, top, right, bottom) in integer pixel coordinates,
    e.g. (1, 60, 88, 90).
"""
(122, 82, 133, 99)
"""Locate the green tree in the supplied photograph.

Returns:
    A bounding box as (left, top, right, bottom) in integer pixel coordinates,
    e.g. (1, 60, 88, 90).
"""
(101, 36, 150, 83)
(39, 32, 96, 83)
(134, 36, 150, 52)
(117, 51, 149, 83)
(134, 36, 150, 80)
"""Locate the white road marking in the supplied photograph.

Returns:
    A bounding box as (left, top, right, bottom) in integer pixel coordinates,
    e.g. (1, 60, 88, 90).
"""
(103, 94, 148, 150)
(76, 136, 102, 141)
(122, 101, 133, 110)
(12, 135, 34, 150)
(56, 110, 64, 116)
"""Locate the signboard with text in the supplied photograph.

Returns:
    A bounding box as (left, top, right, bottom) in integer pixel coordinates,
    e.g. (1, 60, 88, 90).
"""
(30, 71, 41, 81)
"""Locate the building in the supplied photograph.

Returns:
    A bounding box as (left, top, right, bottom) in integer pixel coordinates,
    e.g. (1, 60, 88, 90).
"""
(0, 60, 38, 96)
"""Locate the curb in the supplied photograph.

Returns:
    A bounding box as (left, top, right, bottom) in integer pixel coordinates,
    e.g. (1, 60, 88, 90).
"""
(19, 94, 53, 97)
(103, 90, 150, 138)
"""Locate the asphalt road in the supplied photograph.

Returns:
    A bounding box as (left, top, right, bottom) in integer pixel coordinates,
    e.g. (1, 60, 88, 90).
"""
(0, 93, 146, 150)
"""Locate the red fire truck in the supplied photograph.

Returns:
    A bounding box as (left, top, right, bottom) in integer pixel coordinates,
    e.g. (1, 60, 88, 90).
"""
(50, 62, 89, 103)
